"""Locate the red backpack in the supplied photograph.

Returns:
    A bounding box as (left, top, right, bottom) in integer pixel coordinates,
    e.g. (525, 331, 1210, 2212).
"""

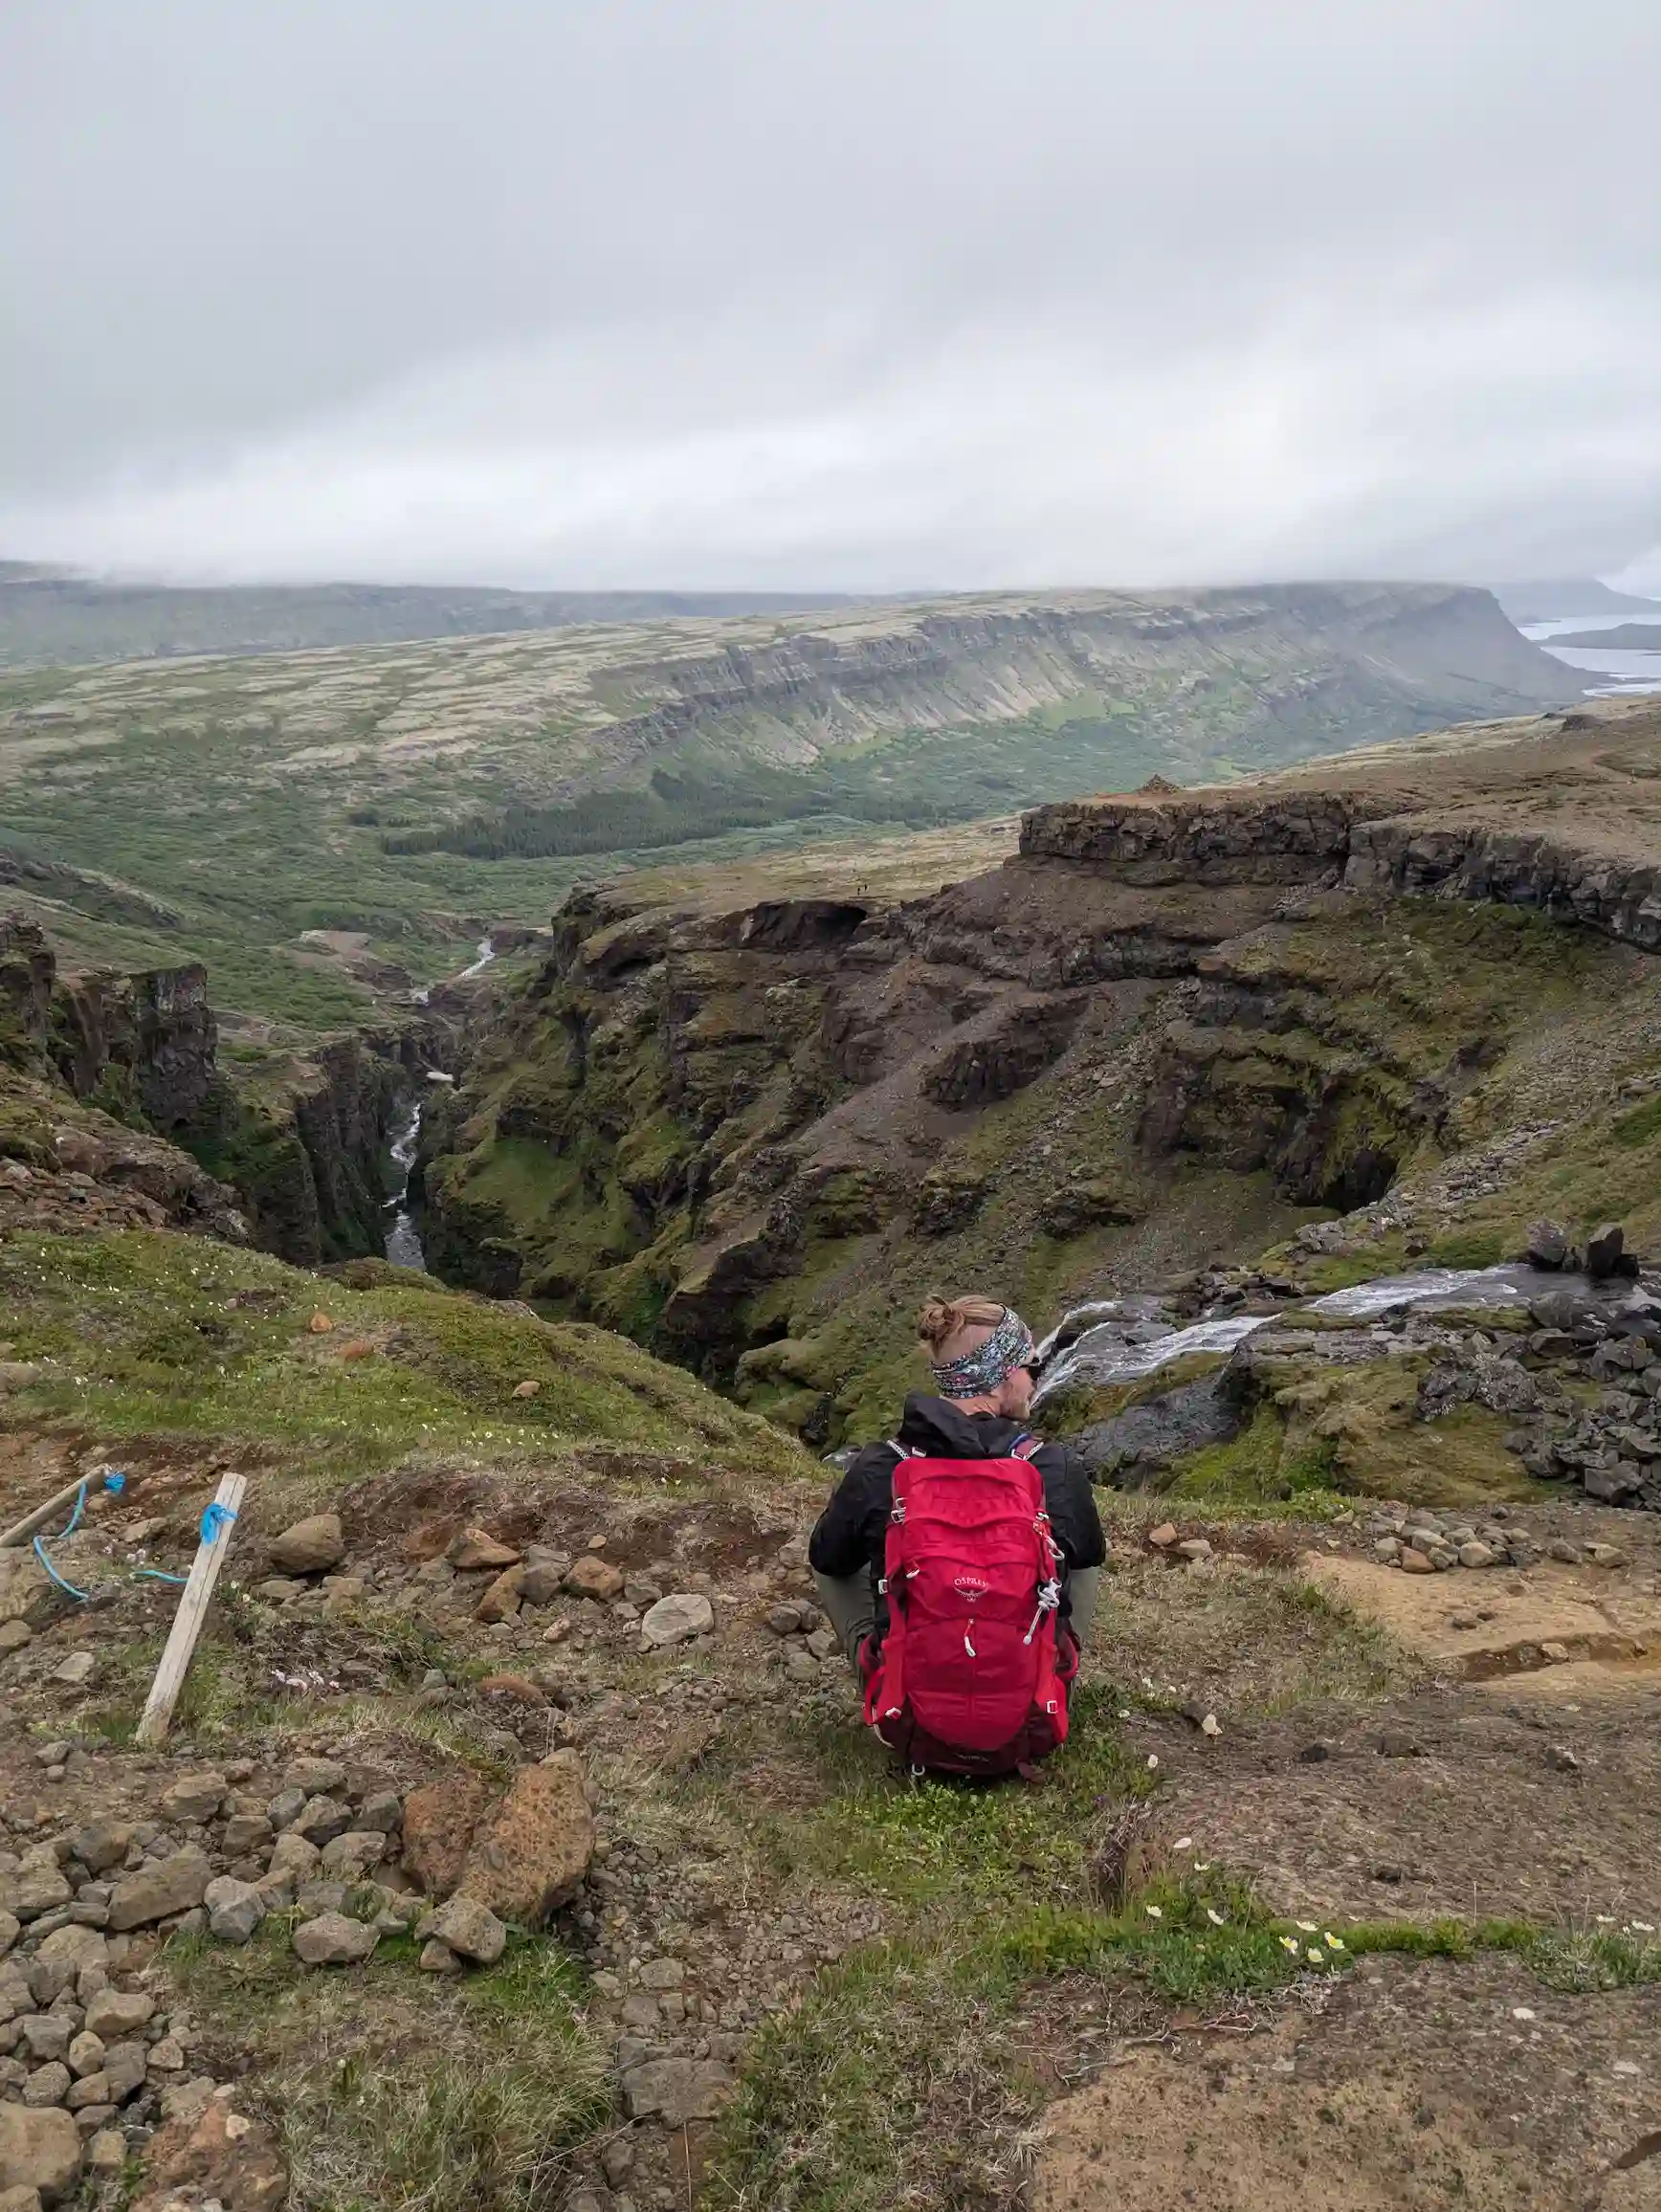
(861, 1436, 1078, 1777)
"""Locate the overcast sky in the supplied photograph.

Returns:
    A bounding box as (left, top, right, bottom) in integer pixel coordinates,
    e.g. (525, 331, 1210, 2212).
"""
(2, 0, 1658, 593)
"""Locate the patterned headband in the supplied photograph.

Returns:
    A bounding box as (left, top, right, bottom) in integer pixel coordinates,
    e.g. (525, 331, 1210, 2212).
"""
(930, 1307, 1038, 1400)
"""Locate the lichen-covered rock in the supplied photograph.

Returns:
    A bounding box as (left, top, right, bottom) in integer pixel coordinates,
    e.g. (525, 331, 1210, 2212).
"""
(291, 1913, 378, 1967)
(422, 1895, 505, 1965)
(130, 2091, 287, 2212)
(456, 1751, 594, 1927)
(639, 1593, 714, 1647)
(399, 1771, 495, 1899)
(318, 1831, 387, 1883)
(619, 2055, 735, 2126)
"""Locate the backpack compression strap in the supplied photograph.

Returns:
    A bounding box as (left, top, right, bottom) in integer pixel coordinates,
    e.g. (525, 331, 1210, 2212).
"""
(865, 1434, 1052, 1735)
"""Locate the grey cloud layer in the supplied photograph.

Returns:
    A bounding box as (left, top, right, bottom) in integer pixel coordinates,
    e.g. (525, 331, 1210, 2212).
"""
(3, 0, 1658, 588)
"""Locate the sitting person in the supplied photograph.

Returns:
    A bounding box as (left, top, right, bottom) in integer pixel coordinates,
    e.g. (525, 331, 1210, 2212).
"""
(808, 1294, 1105, 1776)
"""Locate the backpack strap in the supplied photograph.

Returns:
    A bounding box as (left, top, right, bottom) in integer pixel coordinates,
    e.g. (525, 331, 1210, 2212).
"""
(1008, 1433, 1044, 1462)
(864, 1446, 914, 1728)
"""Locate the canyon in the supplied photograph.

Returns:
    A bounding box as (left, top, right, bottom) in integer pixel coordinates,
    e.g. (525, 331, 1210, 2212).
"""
(417, 693, 1661, 1448)
(6, 609, 1661, 2212)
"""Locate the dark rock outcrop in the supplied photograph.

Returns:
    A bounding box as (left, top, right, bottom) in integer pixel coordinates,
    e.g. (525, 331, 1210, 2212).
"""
(0, 912, 440, 1263)
(1344, 822, 1661, 951)
(420, 700, 1661, 1437)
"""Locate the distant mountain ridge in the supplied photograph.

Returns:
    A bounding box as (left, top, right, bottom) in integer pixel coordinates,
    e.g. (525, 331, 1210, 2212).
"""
(0, 578, 1581, 1030)
(1491, 577, 1661, 624)
(0, 564, 857, 669)
(1547, 624, 1661, 651)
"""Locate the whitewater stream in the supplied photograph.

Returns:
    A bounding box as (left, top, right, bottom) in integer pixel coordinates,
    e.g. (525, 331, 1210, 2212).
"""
(384, 933, 497, 1268)
(1031, 1263, 1629, 1405)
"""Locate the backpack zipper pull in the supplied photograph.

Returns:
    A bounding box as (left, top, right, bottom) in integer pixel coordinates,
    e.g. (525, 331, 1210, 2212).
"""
(1023, 1579, 1063, 1645)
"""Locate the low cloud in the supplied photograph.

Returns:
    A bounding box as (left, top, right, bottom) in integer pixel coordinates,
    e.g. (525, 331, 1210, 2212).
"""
(3, 0, 1657, 590)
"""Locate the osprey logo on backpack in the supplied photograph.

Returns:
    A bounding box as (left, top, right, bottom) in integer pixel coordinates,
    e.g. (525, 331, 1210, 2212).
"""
(861, 1436, 1077, 1778)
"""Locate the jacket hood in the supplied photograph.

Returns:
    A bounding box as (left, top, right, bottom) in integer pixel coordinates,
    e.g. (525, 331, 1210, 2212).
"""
(896, 1392, 1037, 1458)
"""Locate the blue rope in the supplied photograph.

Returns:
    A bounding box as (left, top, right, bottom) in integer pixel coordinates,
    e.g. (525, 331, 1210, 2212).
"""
(28, 1469, 189, 1602)
(32, 1480, 91, 1601)
(33, 1529, 90, 1603)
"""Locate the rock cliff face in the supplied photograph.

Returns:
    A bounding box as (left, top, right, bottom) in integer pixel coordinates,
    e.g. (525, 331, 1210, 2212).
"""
(416, 703, 1661, 1438)
(182, 1021, 448, 1267)
(548, 582, 1577, 781)
(0, 913, 439, 1264)
(51, 962, 219, 1130)
(0, 917, 242, 1240)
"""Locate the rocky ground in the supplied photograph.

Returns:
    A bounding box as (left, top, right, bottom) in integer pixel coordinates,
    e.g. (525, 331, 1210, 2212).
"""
(4, 1381, 1660, 2209)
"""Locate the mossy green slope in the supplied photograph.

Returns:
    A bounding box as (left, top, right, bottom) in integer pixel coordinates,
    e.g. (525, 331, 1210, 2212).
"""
(0, 1228, 812, 1511)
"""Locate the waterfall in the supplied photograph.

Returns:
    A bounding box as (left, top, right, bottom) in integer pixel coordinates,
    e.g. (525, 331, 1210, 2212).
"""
(384, 1096, 426, 1269)
(385, 935, 498, 1267)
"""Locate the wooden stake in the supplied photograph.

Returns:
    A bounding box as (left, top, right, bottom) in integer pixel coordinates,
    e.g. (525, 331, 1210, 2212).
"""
(0, 1476, 94, 1551)
(135, 1471, 246, 1747)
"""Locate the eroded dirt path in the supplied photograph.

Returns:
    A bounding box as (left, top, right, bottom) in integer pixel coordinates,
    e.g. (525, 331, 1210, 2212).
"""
(1036, 1512, 1661, 2210)
(1040, 1954, 1661, 2212)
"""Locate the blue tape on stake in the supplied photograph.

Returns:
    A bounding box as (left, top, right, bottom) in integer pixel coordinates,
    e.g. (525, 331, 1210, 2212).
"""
(200, 1500, 238, 1545)
(103, 1471, 126, 1494)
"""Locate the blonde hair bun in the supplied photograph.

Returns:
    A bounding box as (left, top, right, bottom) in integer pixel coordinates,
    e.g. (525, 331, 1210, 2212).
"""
(917, 1293, 1006, 1354)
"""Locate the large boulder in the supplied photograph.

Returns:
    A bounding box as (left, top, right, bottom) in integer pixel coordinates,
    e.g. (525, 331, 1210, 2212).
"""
(291, 1913, 378, 1967)
(1525, 1218, 1569, 1269)
(130, 2092, 286, 2212)
(456, 1752, 595, 1926)
(1585, 1222, 1628, 1280)
(267, 1514, 344, 1576)
(399, 1771, 496, 1898)
(107, 1848, 210, 1932)
(0, 2105, 81, 2206)
(639, 1593, 715, 1648)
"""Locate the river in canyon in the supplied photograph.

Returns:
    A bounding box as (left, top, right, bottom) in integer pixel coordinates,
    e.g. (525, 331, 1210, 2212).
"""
(384, 933, 497, 1268)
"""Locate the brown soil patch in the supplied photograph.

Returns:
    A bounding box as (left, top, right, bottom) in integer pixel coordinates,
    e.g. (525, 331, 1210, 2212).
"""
(1147, 1681, 1661, 1926)
(1300, 1551, 1661, 1690)
(1038, 1953, 1661, 2211)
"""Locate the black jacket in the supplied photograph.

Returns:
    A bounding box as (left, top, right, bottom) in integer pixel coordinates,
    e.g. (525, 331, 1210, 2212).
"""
(808, 1393, 1106, 1643)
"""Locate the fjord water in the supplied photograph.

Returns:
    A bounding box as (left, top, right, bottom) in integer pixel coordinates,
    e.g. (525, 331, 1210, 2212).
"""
(1524, 611, 1661, 697)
